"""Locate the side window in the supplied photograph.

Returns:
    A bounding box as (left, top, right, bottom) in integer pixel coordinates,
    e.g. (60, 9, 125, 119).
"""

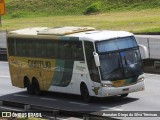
(58, 41, 84, 60)
(58, 42, 65, 59)
(63, 42, 72, 60)
(58, 41, 73, 60)
(26, 40, 36, 57)
(7, 38, 15, 56)
(46, 41, 58, 58)
(36, 40, 46, 58)
(72, 42, 84, 61)
(25, 40, 31, 57)
(84, 41, 100, 83)
(16, 39, 25, 56)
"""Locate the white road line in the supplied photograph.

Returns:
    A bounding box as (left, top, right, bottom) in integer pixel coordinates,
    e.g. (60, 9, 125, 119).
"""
(0, 75, 10, 78)
(69, 101, 89, 106)
(40, 97, 57, 101)
(0, 61, 8, 64)
(101, 106, 123, 111)
(13, 94, 28, 97)
(61, 118, 82, 120)
(0, 106, 22, 111)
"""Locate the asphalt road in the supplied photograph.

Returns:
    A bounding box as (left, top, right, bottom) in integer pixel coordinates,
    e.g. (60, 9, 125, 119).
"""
(0, 61, 160, 120)
(135, 35, 160, 39)
(0, 62, 24, 96)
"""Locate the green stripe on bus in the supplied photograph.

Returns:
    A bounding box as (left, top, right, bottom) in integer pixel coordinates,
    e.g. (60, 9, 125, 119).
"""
(60, 37, 79, 41)
(60, 37, 70, 41)
(61, 60, 74, 86)
(51, 59, 74, 87)
(51, 60, 65, 86)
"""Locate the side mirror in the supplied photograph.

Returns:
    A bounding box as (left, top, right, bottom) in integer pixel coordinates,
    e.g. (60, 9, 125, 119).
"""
(138, 44, 149, 59)
(93, 52, 100, 67)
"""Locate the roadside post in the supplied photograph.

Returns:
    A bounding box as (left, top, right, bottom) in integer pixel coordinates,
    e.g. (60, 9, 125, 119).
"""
(0, 0, 5, 28)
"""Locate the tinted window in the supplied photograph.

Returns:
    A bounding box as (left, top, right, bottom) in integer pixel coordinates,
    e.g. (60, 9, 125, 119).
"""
(96, 36, 137, 53)
(84, 41, 100, 83)
(36, 40, 46, 58)
(7, 38, 15, 56)
(46, 41, 58, 58)
(72, 42, 84, 61)
(8, 38, 84, 61)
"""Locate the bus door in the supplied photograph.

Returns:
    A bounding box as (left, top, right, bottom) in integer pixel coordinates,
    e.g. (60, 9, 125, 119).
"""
(84, 41, 101, 96)
(50, 59, 74, 92)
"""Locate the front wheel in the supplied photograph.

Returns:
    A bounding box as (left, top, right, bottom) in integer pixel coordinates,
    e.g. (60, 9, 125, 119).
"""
(80, 84, 91, 102)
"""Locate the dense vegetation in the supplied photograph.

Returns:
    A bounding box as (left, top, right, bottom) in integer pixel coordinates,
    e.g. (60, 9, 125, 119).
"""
(4, 0, 160, 18)
(2, 0, 160, 33)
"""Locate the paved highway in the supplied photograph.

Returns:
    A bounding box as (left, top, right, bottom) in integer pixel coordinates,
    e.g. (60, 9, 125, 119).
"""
(0, 62, 24, 96)
(135, 35, 160, 39)
(0, 61, 160, 120)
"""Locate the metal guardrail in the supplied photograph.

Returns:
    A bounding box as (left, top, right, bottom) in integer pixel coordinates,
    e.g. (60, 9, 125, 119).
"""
(0, 48, 7, 61)
(0, 49, 6, 54)
(0, 100, 118, 120)
(136, 36, 160, 59)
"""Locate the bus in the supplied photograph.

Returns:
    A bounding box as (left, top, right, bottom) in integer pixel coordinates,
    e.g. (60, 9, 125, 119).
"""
(7, 26, 148, 102)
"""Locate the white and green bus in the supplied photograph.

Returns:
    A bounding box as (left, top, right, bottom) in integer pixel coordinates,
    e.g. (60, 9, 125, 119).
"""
(7, 27, 148, 102)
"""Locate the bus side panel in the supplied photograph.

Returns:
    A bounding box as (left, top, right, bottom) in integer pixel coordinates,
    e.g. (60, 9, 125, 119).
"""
(48, 60, 79, 94)
(48, 60, 99, 96)
(8, 56, 56, 90)
(8, 56, 26, 88)
(42, 59, 56, 91)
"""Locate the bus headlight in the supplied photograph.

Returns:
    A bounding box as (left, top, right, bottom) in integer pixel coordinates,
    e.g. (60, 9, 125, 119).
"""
(101, 83, 113, 87)
(137, 77, 144, 83)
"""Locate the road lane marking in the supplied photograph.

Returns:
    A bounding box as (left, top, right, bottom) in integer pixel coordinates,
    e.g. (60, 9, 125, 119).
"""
(40, 97, 57, 101)
(0, 61, 8, 64)
(61, 118, 82, 120)
(69, 101, 89, 106)
(13, 94, 28, 97)
(101, 106, 123, 111)
(0, 75, 10, 78)
(0, 106, 22, 111)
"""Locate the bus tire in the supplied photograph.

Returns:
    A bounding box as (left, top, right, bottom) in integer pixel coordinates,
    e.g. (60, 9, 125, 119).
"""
(121, 93, 129, 98)
(80, 83, 91, 102)
(24, 77, 33, 94)
(32, 78, 41, 96)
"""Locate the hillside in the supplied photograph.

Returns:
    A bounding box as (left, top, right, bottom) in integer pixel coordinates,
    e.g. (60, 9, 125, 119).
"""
(4, 0, 160, 18)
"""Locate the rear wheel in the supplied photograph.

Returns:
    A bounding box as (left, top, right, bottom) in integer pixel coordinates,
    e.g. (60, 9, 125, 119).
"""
(24, 78, 33, 94)
(80, 83, 91, 102)
(32, 78, 41, 96)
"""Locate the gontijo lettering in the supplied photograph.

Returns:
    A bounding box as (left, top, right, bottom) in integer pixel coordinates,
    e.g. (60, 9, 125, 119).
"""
(28, 60, 51, 69)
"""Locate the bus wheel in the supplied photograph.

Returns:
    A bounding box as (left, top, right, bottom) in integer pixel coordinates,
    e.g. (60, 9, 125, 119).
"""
(32, 78, 41, 96)
(80, 83, 91, 102)
(121, 93, 129, 98)
(24, 78, 33, 94)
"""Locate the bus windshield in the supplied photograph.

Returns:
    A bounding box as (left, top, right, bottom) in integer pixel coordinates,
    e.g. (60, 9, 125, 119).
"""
(96, 36, 143, 81)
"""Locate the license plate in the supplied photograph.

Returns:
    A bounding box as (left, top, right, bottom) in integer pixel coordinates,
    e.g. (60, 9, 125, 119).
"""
(123, 88, 129, 91)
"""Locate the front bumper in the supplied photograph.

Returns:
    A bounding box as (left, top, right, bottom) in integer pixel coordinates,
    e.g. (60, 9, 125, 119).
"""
(100, 81, 145, 97)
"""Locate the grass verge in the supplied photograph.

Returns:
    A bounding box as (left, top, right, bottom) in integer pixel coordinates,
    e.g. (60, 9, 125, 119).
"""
(1, 9, 160, 33)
